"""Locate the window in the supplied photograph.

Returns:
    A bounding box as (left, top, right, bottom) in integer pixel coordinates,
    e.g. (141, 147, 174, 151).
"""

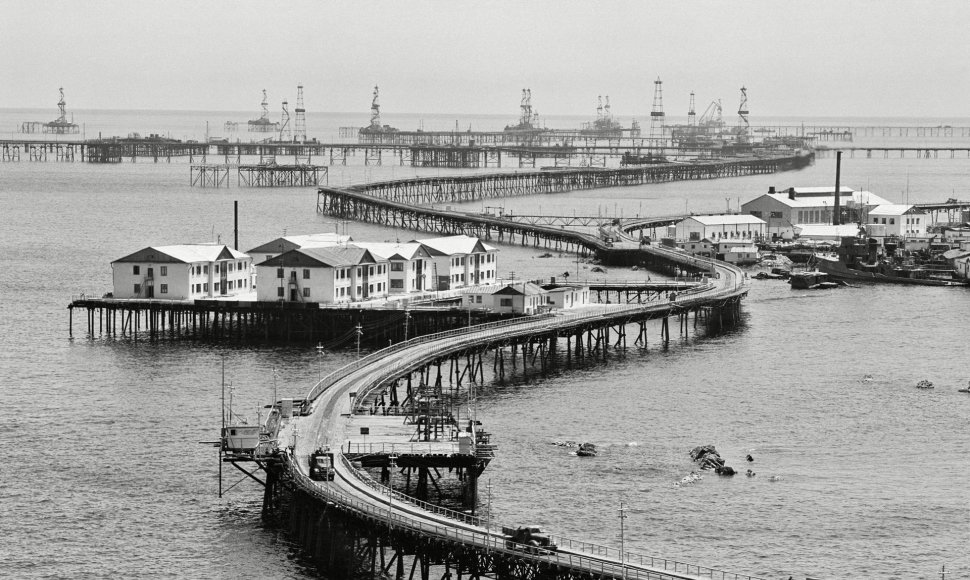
(277, 287, 284, 297)
(476, 296, 482, 303)
(265, 255, 272, 262)
(303, 269, 310, 279)
(368, 284, 373, 293)
(277, 268, 284, 278)
(391, 262, 404, 271)
(214, 283, 219, 291)
(369, 266, 374, 276)
(357, 268, 362, 277)
(134, 283, 141, 294)
(228, 281, 233, 290)
(215, 264, 219, 274)
(133, 265, 140, 275)
(889, 218, 895, 225)
(204, 265, 208, 274)
(203, 283, 208, 292)
(228, 263, 234, 272)
(160, 266, 167, 276)
(391, 279, 404, 289)
(770, 211, 783, 218)
(873, 217, 879, 223)
(303, 288, 310, 298)
(160, 284, 168, 294)
(500, 298, 513, 307)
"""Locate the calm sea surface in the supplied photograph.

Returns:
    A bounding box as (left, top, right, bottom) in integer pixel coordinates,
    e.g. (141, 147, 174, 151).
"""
(0, 109, 968, 579)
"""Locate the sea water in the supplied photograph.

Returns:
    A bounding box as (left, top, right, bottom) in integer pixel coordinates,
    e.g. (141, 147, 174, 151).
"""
(0, 109, 967, 579)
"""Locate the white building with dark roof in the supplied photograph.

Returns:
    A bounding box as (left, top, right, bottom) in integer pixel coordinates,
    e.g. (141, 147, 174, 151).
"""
(415, 235, 499, 290)
(462, 282, 547, 314)
(111, 244, 252, 300)
(255, 246, 388, 303)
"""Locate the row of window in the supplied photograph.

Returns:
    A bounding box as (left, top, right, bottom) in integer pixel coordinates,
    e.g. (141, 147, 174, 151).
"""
(132, 262, 250, 277)
(450, 254, 495, 267)
(872, 216, 920, 225)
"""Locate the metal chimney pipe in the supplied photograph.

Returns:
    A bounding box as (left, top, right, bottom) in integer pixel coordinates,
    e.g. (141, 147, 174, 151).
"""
(833, 151, 842, 226)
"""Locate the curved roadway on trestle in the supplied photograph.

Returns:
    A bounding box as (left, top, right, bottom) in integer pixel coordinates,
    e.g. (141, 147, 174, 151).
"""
(276, 251, 757, 580)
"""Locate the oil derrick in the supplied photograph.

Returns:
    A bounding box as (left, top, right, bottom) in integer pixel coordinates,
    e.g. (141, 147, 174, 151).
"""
(737, 86, 750, 142)
(248, 90, 279, 133)
(687, 92, 696, 127)
(294, 84, 307, 143)
(44, 88, 79, 134)
(596, 95, 604, 123)
(604, 95, 612, 123)
(521, 89, 532, 127)
(279, 100, 291, 142)
(649, 78, 666, 148)
(369, 85, 381, 129)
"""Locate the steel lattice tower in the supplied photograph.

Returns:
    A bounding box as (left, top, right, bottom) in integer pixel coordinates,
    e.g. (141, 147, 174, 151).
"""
(294, 84, 307, 143)
(649, 78, 665, 147)
(737, 86, 750, 141)
(279, 100, 291, 142)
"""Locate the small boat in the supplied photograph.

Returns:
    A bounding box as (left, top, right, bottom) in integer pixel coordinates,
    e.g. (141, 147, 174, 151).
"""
(788, 270, 832, 289)
(916, 379, 934, 389)
(576, 442, 597, 457)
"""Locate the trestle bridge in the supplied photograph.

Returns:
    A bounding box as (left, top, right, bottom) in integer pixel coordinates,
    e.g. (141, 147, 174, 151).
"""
(255, 252, 756, 580)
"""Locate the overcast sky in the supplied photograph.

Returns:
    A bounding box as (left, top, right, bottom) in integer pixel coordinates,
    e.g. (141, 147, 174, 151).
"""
(4, 0, 969, 119)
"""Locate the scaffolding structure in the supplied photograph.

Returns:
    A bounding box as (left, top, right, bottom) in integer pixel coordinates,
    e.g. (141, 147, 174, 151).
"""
(294, 84, 307, 143)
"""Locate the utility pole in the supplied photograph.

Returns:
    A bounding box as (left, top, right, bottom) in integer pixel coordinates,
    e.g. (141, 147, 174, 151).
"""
(403, 310, 411, 341)
(316, 342, 324, 381)
(618, 501, 627, 578)
(355, 323, 363, 359)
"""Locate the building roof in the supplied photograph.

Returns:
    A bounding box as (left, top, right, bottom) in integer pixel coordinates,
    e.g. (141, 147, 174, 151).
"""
(869, 204, 923, 216)
(351, 242, 429, 261)
(683, 214, 766, 226)
(942, 249, 970, 260)
(463, 282, 544, 296)
(113, 244, 249, 264)
(256, 246, 375, 268)
(745, 190, 891, 209)
(794, 224, 863, 240)
(247, 233, 353, 254)
(414, 235, 498, 256)
(787, 186, 856, 196)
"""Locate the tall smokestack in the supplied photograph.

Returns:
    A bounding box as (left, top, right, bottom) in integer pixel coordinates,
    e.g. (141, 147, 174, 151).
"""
(833, 151, 842, 226)
(234, 200, 239, 249)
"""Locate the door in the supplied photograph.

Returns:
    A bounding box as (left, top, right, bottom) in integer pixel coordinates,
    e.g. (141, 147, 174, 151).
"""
(290, 288, 298, 301)
(416, 260, 423, 290)
(220, 262, 228, 295)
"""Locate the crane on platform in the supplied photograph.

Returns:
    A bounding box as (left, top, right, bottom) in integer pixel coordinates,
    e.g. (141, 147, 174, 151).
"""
(698, 99, 723, 130)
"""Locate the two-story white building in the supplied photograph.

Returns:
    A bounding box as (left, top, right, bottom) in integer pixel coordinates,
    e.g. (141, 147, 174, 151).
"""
(867, 204, 928, 238)
(110, 244, 253, 300)
(255, 246, 389, 303)
(350, 242, 435, 294)
(416, 235, 499, 290)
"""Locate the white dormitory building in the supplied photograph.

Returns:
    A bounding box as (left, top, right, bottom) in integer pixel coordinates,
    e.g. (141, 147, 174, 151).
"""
(254, 246, 388, 303)
(742, 186, 892, 239)
(111, 244, 253, 300)
(416, 235, 499, 290)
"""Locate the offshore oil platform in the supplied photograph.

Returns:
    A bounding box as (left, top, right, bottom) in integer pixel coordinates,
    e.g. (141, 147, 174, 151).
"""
(20, 88, 80, 135)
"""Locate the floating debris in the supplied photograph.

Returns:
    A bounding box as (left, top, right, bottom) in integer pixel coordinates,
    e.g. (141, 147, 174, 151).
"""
(862, 374, 874, 382)
(675, 472, 703, 487)
(745, 469, 756, 477)
(767, 475, 782, 482)
(916, 379, 934, 389)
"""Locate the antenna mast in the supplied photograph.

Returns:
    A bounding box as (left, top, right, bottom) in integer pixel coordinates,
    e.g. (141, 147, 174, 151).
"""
(687, 91, 696, 127)
(737, 86, 750, 141)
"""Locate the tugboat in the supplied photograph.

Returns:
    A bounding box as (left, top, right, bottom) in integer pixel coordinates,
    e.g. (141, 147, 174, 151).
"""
(813, 229, 969, 286)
